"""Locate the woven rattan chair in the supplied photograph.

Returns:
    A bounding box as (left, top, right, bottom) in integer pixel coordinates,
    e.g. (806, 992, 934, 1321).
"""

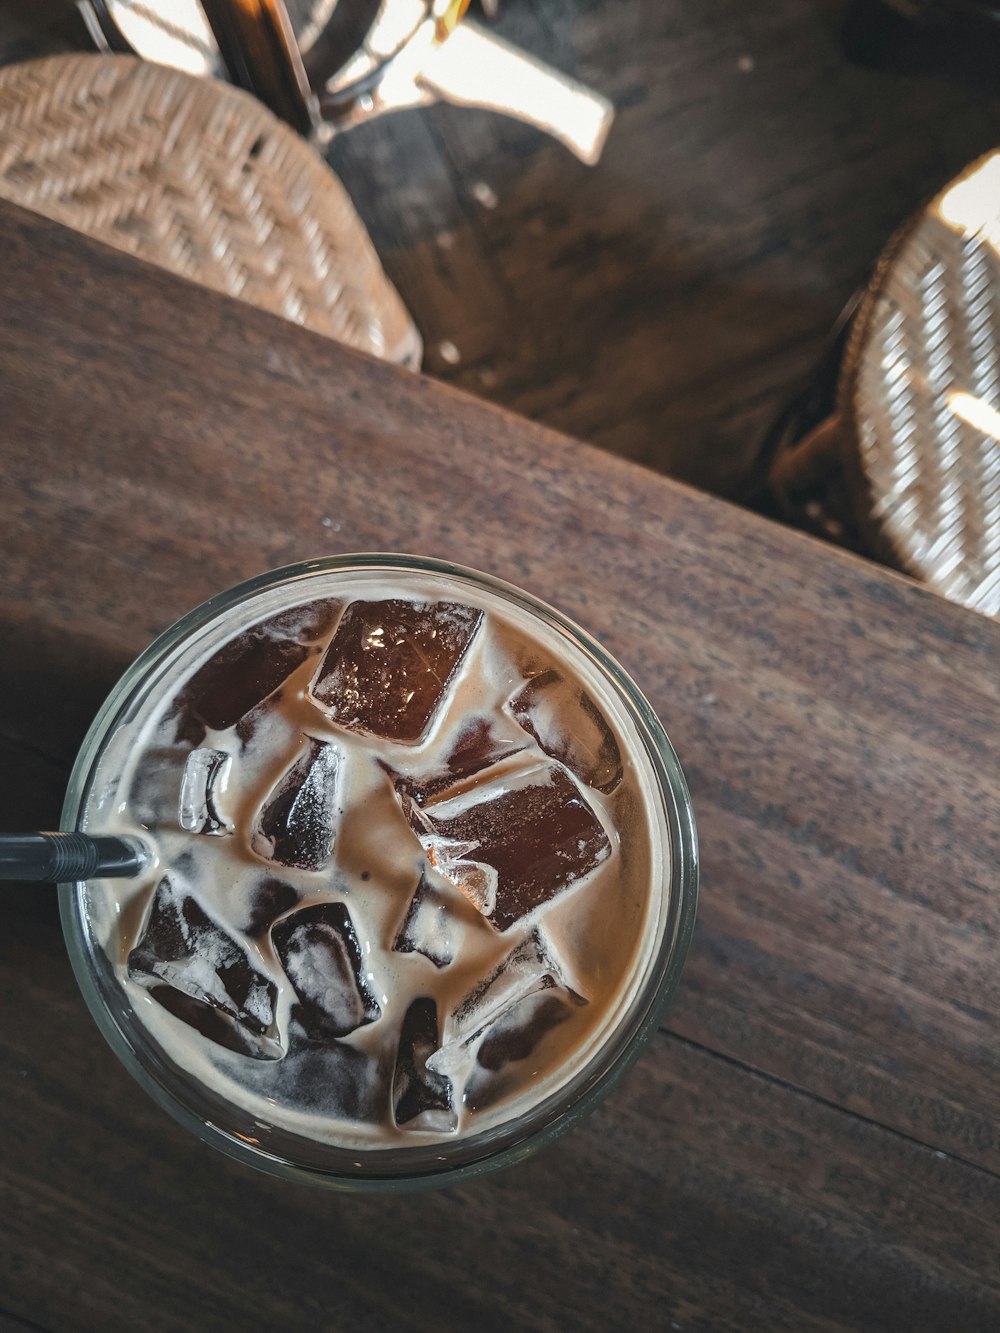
(0, 54, 421, 368)
(767, 150, 1000, 618)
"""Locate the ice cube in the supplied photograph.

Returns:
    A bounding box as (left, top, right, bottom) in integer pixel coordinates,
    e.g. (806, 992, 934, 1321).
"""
(389, 715, 527, 809)
(510, 670, 623, 794)
(392, 872, 455, 968)
(130, 746, 235, 835)
(251, 736, 342, 871)
(395, 762, 612, 931)
(393, 997, 456, 1132)
(462, 991, 575, 1114)
(428, 929, 586, 1079)
(242, 876, 300, 937)
(271, 902, 381, 1040)
(128, 745, 189, 829)
(309, 598, 483, 744)
(128, 871, 280, 1060)
(171, 598, 342, 745)
(475, 990, 573, 1071)
(179, 748, 234, 836)
(273, 1035, 385, 1121)
(214, 1030, 385, 1123)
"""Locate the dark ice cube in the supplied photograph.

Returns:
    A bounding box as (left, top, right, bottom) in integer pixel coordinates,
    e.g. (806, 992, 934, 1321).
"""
(214, 1029, 385, 1123)
(396, 762, 612, 931)
(274, 1034, 385, 1120)
(428, 929, 586, 1079)
(392, 872, 455, 968)
(389, 715, 526, 809)
(461, 1060, 519, 1115)
(252, 736, 342, 871)
(309, 598, 483, 744)
(272, 902, 381, 1040)
(462, 992, 574, 1114)
(179, 748, 234, 835)
(242, 876, 300, 936)
(393, 997, 456, 1132)
(128, 871, 280, 1060)
(475, 990, 573, 1071)
(171, 599, 342, 745)
(510, 670, 623, 794)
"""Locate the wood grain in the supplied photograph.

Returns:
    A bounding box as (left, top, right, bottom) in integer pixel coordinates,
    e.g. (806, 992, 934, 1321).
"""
(1, 915, 998, 1333)
(1, 200, 999, 1328)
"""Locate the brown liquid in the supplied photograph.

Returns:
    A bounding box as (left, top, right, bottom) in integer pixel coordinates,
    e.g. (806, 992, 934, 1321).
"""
(83, 571, 663, 1148)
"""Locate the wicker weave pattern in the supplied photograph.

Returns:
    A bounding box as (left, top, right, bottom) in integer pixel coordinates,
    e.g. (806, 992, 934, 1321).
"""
(0, 55, 421, 367)
(848, 154, 1000, 617)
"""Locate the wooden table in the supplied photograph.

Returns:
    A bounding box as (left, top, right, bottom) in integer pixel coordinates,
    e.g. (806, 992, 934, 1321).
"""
(1, 200, 998, 1331)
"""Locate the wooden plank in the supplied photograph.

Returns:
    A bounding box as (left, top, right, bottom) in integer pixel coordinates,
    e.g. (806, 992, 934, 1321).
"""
(1, 202, 998, 1183)
(0, 913, 997, 1333)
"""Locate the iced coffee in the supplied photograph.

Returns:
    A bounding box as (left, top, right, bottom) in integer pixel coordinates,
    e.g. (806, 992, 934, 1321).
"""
(71, 559, 695, 1174)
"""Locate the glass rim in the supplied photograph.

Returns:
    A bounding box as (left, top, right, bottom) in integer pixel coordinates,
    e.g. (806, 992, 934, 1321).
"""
(59, 554, 699, 1191)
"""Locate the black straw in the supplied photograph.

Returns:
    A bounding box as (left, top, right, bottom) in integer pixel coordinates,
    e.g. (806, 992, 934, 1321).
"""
(0, 832, 152, 883)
